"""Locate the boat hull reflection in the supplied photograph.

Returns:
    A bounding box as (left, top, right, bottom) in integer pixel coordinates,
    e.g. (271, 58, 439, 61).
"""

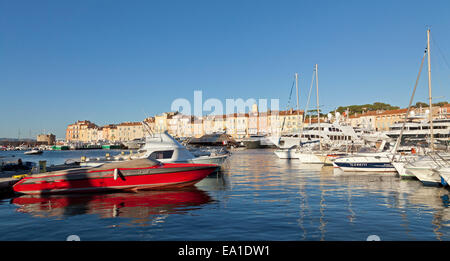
(12, 188, 213, 220)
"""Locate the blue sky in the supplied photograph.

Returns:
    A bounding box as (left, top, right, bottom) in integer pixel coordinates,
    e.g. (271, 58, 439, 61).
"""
(0, 0, 449, 139)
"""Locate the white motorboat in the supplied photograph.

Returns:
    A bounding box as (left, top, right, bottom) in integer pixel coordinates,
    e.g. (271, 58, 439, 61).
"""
(331, 136, 401, 172)
(81, 131, 229, 167)
(333, 152, 398, 172)
(242, 135, 276, 149)
(24, 149, 43, 155)
(124, 138, 146, 150)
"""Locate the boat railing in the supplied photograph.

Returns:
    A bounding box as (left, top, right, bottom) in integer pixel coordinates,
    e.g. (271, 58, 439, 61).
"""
(426, 151, 450, 168)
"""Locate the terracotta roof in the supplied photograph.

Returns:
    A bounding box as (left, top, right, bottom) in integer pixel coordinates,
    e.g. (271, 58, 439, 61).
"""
(102, 124, 117, 129)
(305, 118, 324, 124)
(378, 108, 408, 116)
(279, 109, 304, 116)
(118, 122, 142, 126)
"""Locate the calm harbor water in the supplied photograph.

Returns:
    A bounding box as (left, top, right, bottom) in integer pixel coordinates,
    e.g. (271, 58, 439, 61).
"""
(0, 149, 449, 241)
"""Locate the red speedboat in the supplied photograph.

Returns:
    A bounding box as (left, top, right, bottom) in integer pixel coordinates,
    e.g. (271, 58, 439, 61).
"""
(12, 158, 218, 195)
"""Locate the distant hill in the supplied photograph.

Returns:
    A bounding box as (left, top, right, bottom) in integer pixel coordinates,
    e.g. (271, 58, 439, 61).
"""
(0, 138, 36, 142)
(335, 102, 400, 115)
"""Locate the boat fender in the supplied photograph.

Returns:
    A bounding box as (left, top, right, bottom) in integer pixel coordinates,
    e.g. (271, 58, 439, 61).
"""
(13, 174, 28, 179)
(114, 168, 119, 180)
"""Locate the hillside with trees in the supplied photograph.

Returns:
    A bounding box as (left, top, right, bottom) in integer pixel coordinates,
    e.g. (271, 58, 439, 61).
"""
(332, 101, 448, 115)
(335, 102, 400, 115)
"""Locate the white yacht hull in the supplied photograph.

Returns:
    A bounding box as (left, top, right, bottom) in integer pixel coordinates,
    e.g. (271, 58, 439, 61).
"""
(274, 149, 326, 164)
(297, 153, 325, 164)
(392, 161, 416, 178)
(274, 149, 298, 159)
(333, 154, 396, 172)
(437, 167, 450, 186)
(315, 154, 336, 166)
(405, 166, 440, 185)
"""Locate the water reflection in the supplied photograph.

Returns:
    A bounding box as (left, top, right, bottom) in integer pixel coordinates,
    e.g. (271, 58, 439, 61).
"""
(11, 188, 213, 226)
(330, 167, 450, 240)
(406, 184, 450, 240)
(2, 149, 450, 240)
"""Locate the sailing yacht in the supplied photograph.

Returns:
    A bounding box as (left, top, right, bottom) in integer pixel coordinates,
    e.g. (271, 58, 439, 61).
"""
(274, 66, 366, 164)
(404, 155, 445, 185)
(336, 29, 449, 176)
(291, 64, 328, 164)
(397, 29, 450, 185)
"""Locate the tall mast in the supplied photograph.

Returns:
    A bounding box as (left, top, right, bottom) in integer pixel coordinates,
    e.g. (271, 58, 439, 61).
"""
(315, 64, 322, 150)
(427, 28, 434, 151)
(391, 49, 427, 158)
(295, 73, 300, 131)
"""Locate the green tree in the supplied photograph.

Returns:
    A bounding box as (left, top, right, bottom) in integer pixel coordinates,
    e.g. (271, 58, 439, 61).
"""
(413, 102, 428, 108)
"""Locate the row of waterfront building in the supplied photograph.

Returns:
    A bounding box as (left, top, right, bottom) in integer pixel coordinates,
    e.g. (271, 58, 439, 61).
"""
(65, 104, 449, 143)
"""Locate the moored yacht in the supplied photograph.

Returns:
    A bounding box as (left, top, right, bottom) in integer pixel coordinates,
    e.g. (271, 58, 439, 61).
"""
(24, 148, 43, 155)
(404, 153, 450, 185)
(333, 151, 398, 172)
(404, 157, 441, 185)
(242, 135, 276, 149)
(270, 122, 364, 149)
(385, 118, 450, 143)
(435, 166, 450, 186)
